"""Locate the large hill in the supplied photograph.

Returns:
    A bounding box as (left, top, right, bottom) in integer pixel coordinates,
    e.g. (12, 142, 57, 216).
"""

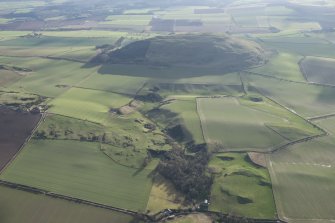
(92, 34, 265, 72)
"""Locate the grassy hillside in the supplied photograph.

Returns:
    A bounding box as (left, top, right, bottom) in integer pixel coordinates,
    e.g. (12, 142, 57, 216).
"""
(94, 34, 265, 74)
(209, 153, 276, 219)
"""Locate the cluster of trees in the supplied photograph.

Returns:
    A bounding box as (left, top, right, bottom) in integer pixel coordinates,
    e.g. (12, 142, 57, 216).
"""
(157, 148, 213, 201)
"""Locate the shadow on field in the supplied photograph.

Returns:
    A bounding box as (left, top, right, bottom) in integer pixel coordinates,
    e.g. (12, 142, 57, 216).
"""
(96, 63, 237, 78)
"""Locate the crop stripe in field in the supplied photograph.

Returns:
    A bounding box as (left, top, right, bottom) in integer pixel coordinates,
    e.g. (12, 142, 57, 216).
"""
(73, 86, 136, 97)
(298, 56, 309, 82)
(194, 97, 207, 144)
(195, 97, 210, 146)
(239, 72, 247, 95)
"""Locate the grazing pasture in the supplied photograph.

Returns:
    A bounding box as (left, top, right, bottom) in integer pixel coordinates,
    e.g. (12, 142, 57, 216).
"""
(2, 0, 335, 220)
(0, 140, 153, 211)
(300, 56, 335, 85)
(101, 113, 171, 168)
(78, 72, 148, 95)
(246, 74, 335, 118)
(0, 70, 21, 87)
(209, 153, 276, 219)
(103, 15, 152, 26)
(49, 87, 131, 124)
(0, 107, 40, 171)
(196, 96, 319, 152)
(173, 72, 242, 86)
(167, 214, 212, 223)
(197, 97, 284, 152)
(148, 82, 242, 97)
(0, 185, 135, 223)
(260, 38, 335, 58)
(268, 134, 335, 222)
(158, 98, 204, 144)
(251, 52, 305, 81)
(0, 36, 117, 48)
(7, 58, 98, 97)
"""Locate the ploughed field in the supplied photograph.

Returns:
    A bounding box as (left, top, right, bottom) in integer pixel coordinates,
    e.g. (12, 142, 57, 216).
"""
(0, 107, 40, 170)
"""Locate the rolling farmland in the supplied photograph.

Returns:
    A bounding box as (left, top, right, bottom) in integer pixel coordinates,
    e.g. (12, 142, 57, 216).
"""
(300, 56, 335, 85)
(0, 140, 153, 211)
(49, 87, 131, 125)
(1, 0, 335, 222)
(0, 185, 135, 223)
(209, 153, 276, 219)
(268, 136, 335, 221)
(196, 96, 320, 152)
(197, 97, 285, 151)
(246, 74, 335, 118)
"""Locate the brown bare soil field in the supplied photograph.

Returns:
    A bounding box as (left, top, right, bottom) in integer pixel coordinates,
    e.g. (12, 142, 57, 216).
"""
(247, 152, 267, 168)
(0, 107, 41, 170)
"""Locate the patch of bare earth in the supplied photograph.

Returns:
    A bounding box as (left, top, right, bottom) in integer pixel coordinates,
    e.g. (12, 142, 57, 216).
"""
(118, 100, 143, 115)
(248, 152, 267, 168)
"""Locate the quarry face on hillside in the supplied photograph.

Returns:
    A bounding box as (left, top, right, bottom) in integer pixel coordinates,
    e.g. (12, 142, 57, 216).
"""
(93, 34, 266, 72)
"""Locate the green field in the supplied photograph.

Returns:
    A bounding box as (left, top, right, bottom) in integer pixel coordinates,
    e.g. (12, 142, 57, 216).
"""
(197, 96, 319, 152)
(198, 97, 283, 151)
(0, 185, 135, 223)
(158, 98, 204, 144)
(251, 52, 305, 81)
(1, 1, 335, 221)
(268, 134, 335, 221)
(300, 56, 335, 85)
(0, 36, 117, 48)
(3, 57, 98, 97)
(260, 37, 335, 58)
(0, 140, 153, 211)
(103, 15, 152, 26)
(209, 153, 276, 219)
(0, 70, 22, 87)
(147, 81, 242, 97)
(78, 72, 148, 95)
(35, 113, 171, 169)
(246, 74, 335, 118)
(49, 87, 131, 124)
